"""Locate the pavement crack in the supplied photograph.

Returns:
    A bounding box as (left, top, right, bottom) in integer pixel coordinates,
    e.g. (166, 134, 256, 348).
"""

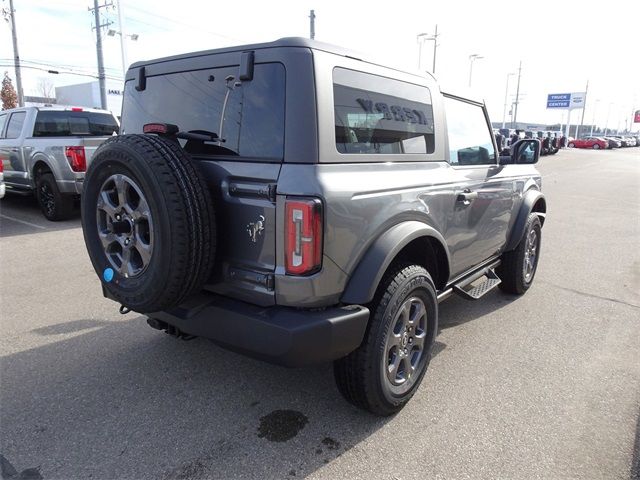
(541, 282, 640, 309)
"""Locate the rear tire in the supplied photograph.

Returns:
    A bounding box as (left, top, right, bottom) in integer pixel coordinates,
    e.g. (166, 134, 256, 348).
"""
(498, 213, 542, 295)
(334, 264, 437, 416)
(36, 172, 75, 221)
(81, 134, 216, 313)
(592, 144, 600, 149)
(568, 142, 575, 148)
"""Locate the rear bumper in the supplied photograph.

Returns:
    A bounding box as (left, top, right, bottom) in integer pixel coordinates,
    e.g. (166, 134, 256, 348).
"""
(150, 293, 370, 367)
(57, 177, 84, 195)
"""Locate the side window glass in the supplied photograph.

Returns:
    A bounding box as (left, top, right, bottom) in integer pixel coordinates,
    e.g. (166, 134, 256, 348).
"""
(6, 111, 26, 139)
(444, 98, 496, 166)
(333, 68, 434, 155)
(0, 114, 7, 138)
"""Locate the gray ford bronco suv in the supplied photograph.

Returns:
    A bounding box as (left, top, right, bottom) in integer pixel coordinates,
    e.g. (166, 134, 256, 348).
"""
(81, 38, 545, 415)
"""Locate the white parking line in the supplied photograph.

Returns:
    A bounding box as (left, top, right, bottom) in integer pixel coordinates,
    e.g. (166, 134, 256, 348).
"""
(0, 214, 47, 230)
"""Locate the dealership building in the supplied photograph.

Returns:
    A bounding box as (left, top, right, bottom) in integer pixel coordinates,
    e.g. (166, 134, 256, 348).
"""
(55, 80, 124, 118)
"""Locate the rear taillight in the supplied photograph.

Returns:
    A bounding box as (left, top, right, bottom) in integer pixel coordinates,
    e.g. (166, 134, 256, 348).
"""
(0, 159, 3, 173)
(143, 123, 179, 135)
(285, 197, 323, 275)
(65, 146, 86, 172)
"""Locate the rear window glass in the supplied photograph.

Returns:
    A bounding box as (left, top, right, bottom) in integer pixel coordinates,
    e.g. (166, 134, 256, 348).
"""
(333, 68, 434, 155)
(121, 63, 286, 160)
(0, 114, 6, 138)
(33, 111, 119, 137)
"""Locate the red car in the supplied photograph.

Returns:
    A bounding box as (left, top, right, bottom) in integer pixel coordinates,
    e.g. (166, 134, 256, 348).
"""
(567, 137, 607, 149)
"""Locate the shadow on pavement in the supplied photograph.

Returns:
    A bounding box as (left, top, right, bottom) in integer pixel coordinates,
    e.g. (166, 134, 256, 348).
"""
(0, 291, 521, 478)
(438, 289, 518, 331)
(0, 316, 388, 479)
(0, 194, 80, 238)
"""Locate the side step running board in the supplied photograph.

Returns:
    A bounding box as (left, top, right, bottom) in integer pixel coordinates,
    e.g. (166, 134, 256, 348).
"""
(452, 268, 501, 301)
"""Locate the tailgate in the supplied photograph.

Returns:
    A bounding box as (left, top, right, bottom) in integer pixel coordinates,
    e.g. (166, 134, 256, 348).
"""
(81, 136, 113, 167)
(198, 160, 281, 307)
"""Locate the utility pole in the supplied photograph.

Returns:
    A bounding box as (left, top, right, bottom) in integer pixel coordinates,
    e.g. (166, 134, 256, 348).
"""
(576, 80, 589, 138)
(513, 61, 522, 127)
(309, 9, 315, 40)
(89, 0, 112, 110)
(4, 0, 24, 106)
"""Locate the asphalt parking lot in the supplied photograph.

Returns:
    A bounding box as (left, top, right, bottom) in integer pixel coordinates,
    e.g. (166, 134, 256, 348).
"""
(1, 147, 639, 480)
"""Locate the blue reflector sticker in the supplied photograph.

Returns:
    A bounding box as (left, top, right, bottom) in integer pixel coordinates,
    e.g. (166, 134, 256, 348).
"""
(103, 268, 114, 282)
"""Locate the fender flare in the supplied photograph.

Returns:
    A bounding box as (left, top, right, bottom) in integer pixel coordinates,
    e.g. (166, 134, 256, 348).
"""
(29, 152, 59, 188)
(505, 189, 546, 251)
(341, 221, 450, 305)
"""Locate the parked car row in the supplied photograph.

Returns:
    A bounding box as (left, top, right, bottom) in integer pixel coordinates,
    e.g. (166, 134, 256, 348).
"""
(494, 128, 566, 157)
(568, 135, 638, 150)
(607, 135, 638, 147)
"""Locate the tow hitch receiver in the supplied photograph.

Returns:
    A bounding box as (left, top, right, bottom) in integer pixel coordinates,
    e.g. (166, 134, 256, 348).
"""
(146, 317, 197, 340)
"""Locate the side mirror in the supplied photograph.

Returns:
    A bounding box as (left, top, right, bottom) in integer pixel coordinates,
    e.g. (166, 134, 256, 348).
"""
(500, 138, 541, 165)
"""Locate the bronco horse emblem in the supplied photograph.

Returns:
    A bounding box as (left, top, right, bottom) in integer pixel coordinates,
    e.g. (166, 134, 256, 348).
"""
(246, 215, 265, 243)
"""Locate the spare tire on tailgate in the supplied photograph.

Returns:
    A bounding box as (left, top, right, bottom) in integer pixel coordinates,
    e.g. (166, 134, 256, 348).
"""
(81, 134, 216, 313)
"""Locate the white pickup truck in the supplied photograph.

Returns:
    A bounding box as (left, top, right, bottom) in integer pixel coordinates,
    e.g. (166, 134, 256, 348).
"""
(0, 106, 119, 220)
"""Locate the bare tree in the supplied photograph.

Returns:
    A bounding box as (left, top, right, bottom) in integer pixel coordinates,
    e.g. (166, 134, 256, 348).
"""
(35, 77, 55, 99)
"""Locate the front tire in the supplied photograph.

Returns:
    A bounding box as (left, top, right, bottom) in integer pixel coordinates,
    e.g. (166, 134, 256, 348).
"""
(498, 213, 542, 294)
(568, 142, 575, 148)
(36, 172, 75, 221)
(592, 143, 600, 149)
(334, 264, 437, 416)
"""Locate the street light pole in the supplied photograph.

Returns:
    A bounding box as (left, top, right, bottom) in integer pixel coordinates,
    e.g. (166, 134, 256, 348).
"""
(468, 54, 483, 88)
(502, 72, 515, 129)
(417, 28, 439, 73)
(116, 0, 127, 77)
(604, 102, 613, 136)
(432, 24, 438, 74)
(589, 99, 600, 136)
(512, 60, 522, 127)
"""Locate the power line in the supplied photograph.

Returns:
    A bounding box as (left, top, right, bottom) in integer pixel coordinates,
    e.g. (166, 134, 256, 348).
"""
(0, 58, 122, 74)
(0, 59, 122, 78)
(123, 4, 245, 43)
(0, 63, 122, 81)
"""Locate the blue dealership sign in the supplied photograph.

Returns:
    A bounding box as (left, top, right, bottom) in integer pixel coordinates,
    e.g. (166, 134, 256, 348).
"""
(547, 93, 571, 109)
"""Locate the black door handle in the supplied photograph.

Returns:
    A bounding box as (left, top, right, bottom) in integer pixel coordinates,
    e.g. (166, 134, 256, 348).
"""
(457, 189, 478, 205)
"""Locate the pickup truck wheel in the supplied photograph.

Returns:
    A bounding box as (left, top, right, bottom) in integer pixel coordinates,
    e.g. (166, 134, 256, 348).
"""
(498, 213, 542, 295)
(334, 264, 437, 416)
(36, 172, 75, 221)
(81, 134, 216, 313)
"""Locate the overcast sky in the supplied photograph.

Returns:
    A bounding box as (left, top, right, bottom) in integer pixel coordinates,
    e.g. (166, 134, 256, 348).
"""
(1, 0, 639, 132)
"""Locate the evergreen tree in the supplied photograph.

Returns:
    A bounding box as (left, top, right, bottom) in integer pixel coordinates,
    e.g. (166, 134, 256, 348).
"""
(1, 72, 18, 110)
